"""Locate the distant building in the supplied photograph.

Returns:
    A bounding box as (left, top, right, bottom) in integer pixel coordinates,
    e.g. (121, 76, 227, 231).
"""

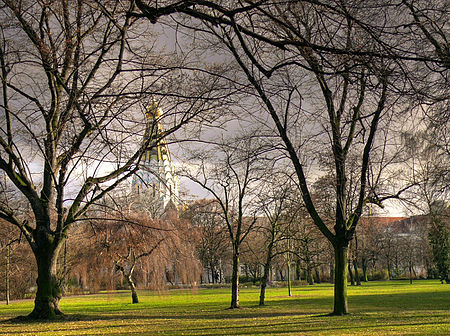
(359, 215, 428, 235)
(132, 100, 179, 210)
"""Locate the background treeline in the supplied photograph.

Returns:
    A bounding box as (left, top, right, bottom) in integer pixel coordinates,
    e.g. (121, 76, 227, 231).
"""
(1, 197, 448, 301)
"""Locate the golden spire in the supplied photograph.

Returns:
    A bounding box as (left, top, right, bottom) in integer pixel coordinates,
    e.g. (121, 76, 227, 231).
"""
(145, 97, 163, 119)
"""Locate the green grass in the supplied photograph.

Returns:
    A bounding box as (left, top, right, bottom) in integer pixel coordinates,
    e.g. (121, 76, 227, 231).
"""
(0, 280, 449, 335)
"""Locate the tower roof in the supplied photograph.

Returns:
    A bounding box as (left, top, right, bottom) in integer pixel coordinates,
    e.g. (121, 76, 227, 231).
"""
(146, 98, 163, 119)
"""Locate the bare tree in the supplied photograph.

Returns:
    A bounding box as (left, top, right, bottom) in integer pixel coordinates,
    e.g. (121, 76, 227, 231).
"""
(256, 176, 297, 305)
(183, 136, 265, 309)
(0, 0, 219, 319)
(130, 0, 449, 315)
(184, 199, 230, 284)
(293, 216, 328, 286)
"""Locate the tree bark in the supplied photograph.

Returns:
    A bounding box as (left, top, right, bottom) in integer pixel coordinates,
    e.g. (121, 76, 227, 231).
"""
(259, 251, 272, 306)
(329, 261, 334, 284)
(307, 266, 314, 285)
(409, 262, 413, 285)
(6, 244, 10, 305)
(386, 259, 392, 280)
(348, 261, 355, 286)
(127, 276, 139, 304)
(29, 240, 63, 319)
(287, 261, 292, 297)
(362, 257, 368, 282)
(295, 259, 301, 281)
(259, 241, 274, 305)
(332, 242, 349, 315)
(230, 249, 240, 309)
(353, 259, 361, 286)
(315, 268, 321, 284)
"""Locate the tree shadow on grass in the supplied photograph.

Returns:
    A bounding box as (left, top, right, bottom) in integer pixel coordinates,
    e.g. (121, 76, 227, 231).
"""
(2, 314, 447, 336)
(3, 309, 316, 324)
(3, 289, 448, 326)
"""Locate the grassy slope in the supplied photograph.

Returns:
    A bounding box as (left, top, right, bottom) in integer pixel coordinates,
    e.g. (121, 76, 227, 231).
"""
(0, 280, 448, 335)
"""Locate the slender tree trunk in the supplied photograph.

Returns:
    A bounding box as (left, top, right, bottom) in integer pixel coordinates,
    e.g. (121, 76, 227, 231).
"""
(387, 259, 392, 280)
(315, 268, 321, 284)
(409, 262, 413, 285)
(259, 242, 273, 306)
(348, 261, 355, 286)
(295, 259, 301, 280)
(6, 244, 10, 305)
(287, 260, 292, 297)
(307, 266, 314, 285)
(128, 276, 139, 304)
(230, 249, 240, 309)
(116, 262, 139, 304)
(353, 259, 361, 286)
(333, 242, 349, 315)
(210, 262, 214, 283)
(362, 257, 368, 282)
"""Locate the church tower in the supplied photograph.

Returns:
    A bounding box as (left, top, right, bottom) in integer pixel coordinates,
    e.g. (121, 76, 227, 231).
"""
(133, 100, 179, 210)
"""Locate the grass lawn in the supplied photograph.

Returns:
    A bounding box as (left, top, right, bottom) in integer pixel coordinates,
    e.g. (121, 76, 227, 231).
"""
(0, 280, 448, 335)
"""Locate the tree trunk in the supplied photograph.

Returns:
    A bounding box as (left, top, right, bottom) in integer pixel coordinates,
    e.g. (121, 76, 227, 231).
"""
(210, 262, 214, 283)
(353, 259, 361, 286)
(29, 244, 63, 319)
(117, 264, 140, 304)
(409, 262, 413, 285)
(230, 250, 240, 309)
(329, 261, 334, 284)
(287, 261, 292, 297)
(307, 266, 314, 285)
(128, 276, 139, 304)
(362, 257, 368, 282)
(348, 261, 355, 286)
(6, 244, 10, 305)
(315, 268, 321, 284)
(259, 242, 273, 306)
(386, 258, 392, 280)
(333, 242, 349, 315)
(295, 259, 301, 280)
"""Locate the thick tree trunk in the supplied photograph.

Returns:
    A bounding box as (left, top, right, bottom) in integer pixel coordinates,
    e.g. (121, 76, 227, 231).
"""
(329, 261, 334, 284)
(29, 245, 63, 319)
(332, 242, 349, 315)
(230, 250, 240, 309)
